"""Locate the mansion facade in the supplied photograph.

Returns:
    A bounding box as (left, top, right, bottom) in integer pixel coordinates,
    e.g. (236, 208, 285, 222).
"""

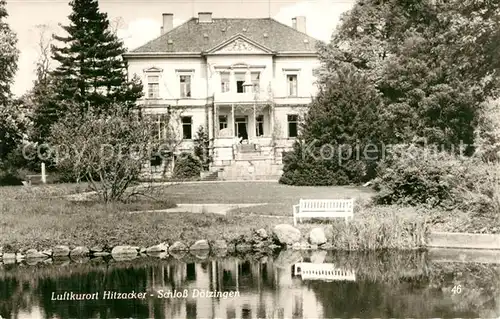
(123, 12, 320, 180)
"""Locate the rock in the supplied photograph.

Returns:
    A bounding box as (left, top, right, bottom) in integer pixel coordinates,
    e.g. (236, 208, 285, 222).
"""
(146, 242, 169, 253)
(227, 243, 236, 253)
(52, 257, 71, 266)
(41, 249, 53, 257)
(43, 258, 53, 265)
(310, 251, 327, 263)
(111, 246, 139, 256)
(319, 243, 334, 250)
(93, 252, 110, 257)
(169, 251, 187, 260)
(253, 241, 268, 249)
(26, 258, 43, 266)
(112, 254, 137, 262)
(309, 228, 327, 245)
(90, 246, 103, 253)
(2, 253, 15, 264)
(169, 241, 188, 252)
(192, 250, 209, 260)
(254, 228, 268, 239)
(70, 246, 90, 257)
(273, 224, 301, 245)
(274, 250, 302, 269)
(235, 243, 252, 253)
(324, 225, 334, 241)
(213, 249, 227, 258)
(53, 245, 71, 257)
(26, 249, 47, 259)
(190, 240, 210, 251)
(212, 240, 227, 251)
(147, 251, 168, 259)
(16, 253, 25, 262)
(140, 247, 147, 254)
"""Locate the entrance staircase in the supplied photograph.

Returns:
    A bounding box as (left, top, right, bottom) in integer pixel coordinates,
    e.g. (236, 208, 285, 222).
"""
(216, 143, 283, 180)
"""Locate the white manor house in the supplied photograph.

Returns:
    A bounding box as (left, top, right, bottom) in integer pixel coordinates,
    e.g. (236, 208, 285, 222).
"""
(124, 12, 320, 180)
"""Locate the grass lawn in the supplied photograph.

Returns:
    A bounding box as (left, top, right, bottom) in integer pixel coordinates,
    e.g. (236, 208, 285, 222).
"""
(1, 181, 483, 252)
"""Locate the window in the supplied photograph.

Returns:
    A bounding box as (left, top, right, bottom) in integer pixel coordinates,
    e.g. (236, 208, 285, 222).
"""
(219, 115, 228, 130)
(256, 115, 264, 137)
(182, 116, 192, 139)
(235, 73, 245, 93)
(147, 75, 160, 98)
(220, 72, 230, 93)
(251, 72, 260, 93)
(287, 114, 298, 138)
(180, 75, 191, 98)
(149, 114, 170, 140)
(287, 74, 298, 97)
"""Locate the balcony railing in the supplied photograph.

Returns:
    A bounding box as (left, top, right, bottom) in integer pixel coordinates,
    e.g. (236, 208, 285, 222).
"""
(214, 90, 271, 104)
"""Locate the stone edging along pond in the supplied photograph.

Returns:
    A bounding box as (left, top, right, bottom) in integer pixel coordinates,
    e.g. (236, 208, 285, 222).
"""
(1, 225, 499, 266)
(0, 224, 335, 266)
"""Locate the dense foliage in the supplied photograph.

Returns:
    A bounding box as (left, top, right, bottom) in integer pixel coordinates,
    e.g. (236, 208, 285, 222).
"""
(33, 0, 143, 142)
(281, 0, 500, 186)
(48, 106, 157, 202)
(173, 153, 202, 180)
(193, 126, 211, 171)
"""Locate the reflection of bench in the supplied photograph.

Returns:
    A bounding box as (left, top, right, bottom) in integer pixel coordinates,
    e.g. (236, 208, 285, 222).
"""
(294, 262, 356, 281)
(292, 199, 354, 226)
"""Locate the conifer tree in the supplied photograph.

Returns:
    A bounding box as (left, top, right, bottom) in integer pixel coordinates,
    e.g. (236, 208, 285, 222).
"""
(0, 0, 19, 106)
(50, 0, 142, 116)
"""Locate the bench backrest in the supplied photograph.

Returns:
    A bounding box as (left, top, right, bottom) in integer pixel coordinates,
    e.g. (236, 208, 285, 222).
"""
(299, 199, 354, 212)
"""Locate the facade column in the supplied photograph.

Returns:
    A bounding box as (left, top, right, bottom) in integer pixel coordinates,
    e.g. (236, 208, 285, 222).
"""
(231, 104, 235, 137)
(253, 104, 256, 139)
(208, 101, 214, 140)
(214, 104, 218, 138)
(270, 104, 275, 139)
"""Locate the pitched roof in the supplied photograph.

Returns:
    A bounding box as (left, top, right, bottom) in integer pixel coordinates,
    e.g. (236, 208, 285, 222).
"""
(130, 18, 319, 54)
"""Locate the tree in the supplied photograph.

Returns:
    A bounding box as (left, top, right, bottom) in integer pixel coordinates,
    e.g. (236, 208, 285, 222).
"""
(0, 0, 21, 164)
(49, 104, 158, 202)
(193, 126, 211, 171)
(50, 0, 143, 117)
(0, 0, 19, 106)
(280, 66, 386, 185)
(27, 24, 60, 143)
(318, 0, 500, 150)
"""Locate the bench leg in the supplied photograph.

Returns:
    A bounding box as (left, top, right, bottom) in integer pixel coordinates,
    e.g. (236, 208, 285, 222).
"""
(293, 215, 297, 226)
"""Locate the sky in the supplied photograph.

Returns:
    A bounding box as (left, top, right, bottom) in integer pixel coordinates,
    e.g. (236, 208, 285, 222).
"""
(5, 0, 355, 97)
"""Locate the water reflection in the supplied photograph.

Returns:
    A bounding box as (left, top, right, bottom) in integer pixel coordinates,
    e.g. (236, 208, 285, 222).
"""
(0, 250, 499, 318)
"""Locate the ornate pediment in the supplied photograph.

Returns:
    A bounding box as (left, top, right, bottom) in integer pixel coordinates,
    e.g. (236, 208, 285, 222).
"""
(207, 34, 273, 55)
(215, 39, 266, 54)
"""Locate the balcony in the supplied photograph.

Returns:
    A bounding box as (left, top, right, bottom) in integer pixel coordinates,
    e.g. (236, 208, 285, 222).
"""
(214, 90, 271, 104)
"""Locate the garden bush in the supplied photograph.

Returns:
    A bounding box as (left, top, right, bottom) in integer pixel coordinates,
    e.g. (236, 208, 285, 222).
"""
(373, 144, 470, 208)
(373, 144, 500, 217)
(172, 153, 202, 179)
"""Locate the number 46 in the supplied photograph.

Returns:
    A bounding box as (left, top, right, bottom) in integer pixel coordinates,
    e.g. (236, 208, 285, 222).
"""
(452, 285, 462, 294)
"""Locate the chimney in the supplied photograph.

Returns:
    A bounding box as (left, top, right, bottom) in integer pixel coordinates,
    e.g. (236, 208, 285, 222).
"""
(292, 16, 306, 34)
(161, 13, 173, 35)
(198, 12, 213, 23)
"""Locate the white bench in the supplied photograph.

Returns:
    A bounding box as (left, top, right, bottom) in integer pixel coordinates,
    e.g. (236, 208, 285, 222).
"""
(292, 198, 354, 226)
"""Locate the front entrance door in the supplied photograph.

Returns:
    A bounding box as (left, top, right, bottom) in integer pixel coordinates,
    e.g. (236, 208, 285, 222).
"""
(235, 116, 248, 140)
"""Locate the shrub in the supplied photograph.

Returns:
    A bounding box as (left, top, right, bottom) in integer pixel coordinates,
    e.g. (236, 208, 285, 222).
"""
(372, 144, 469, 208)
(279, 65, 388, 186)
(49, 106, 160, 202)
(173, 153, 202, 179)
(373, 144, 500, 221)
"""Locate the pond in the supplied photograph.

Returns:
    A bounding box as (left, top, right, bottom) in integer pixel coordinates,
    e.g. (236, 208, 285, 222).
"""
(0, 250, 499, 318)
